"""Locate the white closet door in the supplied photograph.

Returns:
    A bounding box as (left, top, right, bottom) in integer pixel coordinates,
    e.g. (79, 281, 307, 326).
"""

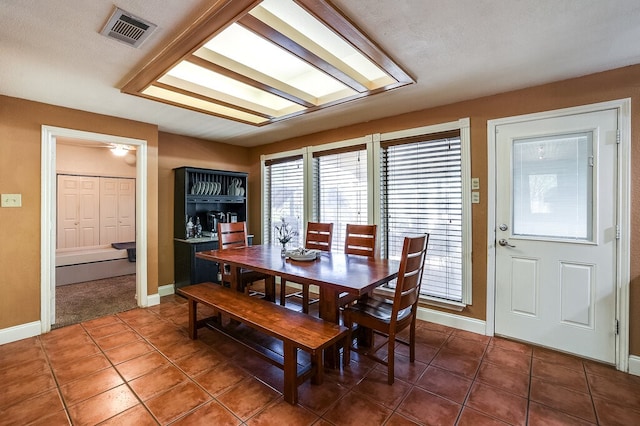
(57, 175, 100, 248)
(117, 178, 136, 242)
(100, 177, 136, 244)
(100, 177, 119, 244)
(57, 175, 80, 249)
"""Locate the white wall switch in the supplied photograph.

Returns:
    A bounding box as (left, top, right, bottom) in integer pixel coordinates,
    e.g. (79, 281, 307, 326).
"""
(1, 193, 22, 207)
(471, 177, 480, 190)
(471, 191, 480, 204)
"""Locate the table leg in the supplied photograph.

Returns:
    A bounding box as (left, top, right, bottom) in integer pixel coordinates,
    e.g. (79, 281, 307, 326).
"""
(319, 287, 341, 369)
(230, 266, 241, 292)
(187, 299, 198, 340)
(264, 275, 276, 302)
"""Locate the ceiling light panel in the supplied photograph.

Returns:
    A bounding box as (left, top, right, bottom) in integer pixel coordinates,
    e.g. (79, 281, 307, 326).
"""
(122, 0, 414, 126)
(200, 23, 353, 100)
(253, 0, 392, 87)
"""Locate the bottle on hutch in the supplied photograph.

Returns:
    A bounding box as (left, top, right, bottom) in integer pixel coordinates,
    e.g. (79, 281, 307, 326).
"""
(186, 216, 194, 239)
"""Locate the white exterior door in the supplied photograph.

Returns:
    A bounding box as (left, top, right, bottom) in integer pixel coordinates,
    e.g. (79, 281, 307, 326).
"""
(494, 108, 618, 363)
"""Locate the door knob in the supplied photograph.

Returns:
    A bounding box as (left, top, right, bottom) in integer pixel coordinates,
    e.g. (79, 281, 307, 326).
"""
(498, 238, 516, 248)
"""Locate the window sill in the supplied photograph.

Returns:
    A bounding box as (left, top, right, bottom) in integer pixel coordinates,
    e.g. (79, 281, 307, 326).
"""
(373, 288, 466, 312)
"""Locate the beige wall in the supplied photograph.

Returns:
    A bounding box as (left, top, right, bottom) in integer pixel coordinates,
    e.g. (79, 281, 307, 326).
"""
(0, 95, 159, 329)
(157, 132, 251, 288)
(248, 64, 640, 355)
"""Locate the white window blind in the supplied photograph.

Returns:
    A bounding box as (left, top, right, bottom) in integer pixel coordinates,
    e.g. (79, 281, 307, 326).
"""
(313, 147, 368, 251)
(263, 156, 304, 248)
(381, 132, 463, 302)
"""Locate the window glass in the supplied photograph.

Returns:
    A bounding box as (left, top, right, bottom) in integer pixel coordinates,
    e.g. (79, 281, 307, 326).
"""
(264, 156, 304, 247)
(314, 149, 368, 251)
(512, 133, 592, 240)
(381, 136, 463, 302)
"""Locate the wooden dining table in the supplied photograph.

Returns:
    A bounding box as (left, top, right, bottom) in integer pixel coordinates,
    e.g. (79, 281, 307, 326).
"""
(195, 244, 399, 367)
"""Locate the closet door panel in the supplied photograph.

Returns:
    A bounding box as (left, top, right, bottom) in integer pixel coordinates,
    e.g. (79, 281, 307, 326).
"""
(100, 178, 119, 244)
(117, 178, 136, 242)
(78, 177, 100, 246)
(57, 176, 80, 249)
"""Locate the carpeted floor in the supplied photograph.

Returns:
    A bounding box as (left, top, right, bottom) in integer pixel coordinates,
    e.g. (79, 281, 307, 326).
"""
(53, 274, 137, 329)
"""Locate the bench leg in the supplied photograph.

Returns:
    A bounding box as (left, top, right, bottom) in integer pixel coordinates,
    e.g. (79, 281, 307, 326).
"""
(283, 342, 298, 404)
(187, 299, 198, 340)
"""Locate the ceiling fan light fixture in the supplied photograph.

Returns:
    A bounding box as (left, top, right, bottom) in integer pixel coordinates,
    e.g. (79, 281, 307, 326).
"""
(111, 144, 132, 156)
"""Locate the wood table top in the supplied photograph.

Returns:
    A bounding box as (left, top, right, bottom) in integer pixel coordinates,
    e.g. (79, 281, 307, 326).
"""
(196, 245, 399, 297)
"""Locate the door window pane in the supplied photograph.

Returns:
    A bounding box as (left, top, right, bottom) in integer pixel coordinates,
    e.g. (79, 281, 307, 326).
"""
(512, 133, 593, 240)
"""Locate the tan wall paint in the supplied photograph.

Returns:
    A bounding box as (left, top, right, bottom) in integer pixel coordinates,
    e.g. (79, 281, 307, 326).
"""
(57, 143, 137, 178)
(0, 95, 159, 329)
(248, 64, 640, 355)
(157, 132, 251, 287)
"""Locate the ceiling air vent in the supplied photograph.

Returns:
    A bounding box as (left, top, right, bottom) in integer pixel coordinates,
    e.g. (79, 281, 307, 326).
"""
(100, 7, 157, 48)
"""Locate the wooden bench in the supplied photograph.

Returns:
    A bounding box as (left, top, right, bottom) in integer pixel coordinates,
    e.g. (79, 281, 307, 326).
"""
(177, 282, 348, 404)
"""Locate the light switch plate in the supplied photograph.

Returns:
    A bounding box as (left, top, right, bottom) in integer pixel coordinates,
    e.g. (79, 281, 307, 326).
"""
(1, 194, 22, 207)
(471, 192, 480, 204)
(471, 178, 480, 190)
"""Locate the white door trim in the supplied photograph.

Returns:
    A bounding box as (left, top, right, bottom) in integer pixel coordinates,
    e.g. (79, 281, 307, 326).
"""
(486, 99, 631, 371)
(40, 126, 149, 333)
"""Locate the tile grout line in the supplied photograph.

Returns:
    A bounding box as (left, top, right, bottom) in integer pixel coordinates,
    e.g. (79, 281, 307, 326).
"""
(35, 334, 74, 425)
(80, 317, 160, 425)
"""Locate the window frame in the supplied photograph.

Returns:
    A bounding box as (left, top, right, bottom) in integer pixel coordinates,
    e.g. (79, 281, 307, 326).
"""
(261, 148, 308, 245)
(261, 118, 471, 309)
(376, 118, 472, 309)
(308, 137, 374, 251)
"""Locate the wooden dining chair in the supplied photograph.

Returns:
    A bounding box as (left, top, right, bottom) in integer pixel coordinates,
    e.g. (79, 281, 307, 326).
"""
(280, 222, 333, 313)
(217, 221, 271, 297)
(344, 224, 377, 257)
(339, 224, 378, 307)
(343, 233, 429, 384)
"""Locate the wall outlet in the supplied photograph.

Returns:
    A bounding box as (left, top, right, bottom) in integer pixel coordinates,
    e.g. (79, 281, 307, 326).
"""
(1, 194, 22, 207)
(471, 177, 480, 190)
(471, 192, 480, 204)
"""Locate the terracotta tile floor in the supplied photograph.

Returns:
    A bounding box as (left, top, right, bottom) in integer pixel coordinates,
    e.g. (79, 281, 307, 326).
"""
(2, 293, 640, 425)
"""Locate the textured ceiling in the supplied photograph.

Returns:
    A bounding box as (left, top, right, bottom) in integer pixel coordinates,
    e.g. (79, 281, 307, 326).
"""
(2, 0, 640, 147)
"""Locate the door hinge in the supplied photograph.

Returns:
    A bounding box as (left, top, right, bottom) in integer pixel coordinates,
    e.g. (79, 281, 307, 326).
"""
(588, 156, 594, 167)
(616, 129, 621, 144)
(616, 225, 621, 240)
(615, 320, 619, 335)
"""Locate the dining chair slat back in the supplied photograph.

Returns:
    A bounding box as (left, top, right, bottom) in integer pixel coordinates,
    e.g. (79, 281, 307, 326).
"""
(344, 224, 377, 258)
(217, 221, 268, 296)
(218, 221, 249, 249)
(305, 222, 334, 252)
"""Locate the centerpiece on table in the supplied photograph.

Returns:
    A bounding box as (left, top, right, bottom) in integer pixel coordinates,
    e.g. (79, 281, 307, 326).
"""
(275, 218, 298, 257)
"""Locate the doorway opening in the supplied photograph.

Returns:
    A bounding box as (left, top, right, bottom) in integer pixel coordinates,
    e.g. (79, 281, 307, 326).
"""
(41, 126, 149, 333)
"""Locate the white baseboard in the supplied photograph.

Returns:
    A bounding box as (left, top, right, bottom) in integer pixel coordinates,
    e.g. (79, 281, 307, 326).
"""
(158, 284, 175, 297)
(147, 293, 160, 307)
(629, 355, 640, 377)
(0, 321, 42, 345)
(416, 306, 486, 335)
